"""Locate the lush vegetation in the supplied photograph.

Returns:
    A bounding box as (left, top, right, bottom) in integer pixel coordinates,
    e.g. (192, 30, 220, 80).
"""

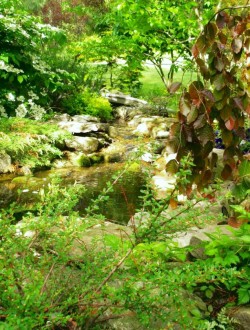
(0, 0, 250, 329)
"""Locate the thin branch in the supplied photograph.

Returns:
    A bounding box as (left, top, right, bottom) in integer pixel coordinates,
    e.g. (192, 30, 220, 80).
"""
(93, 248, 133, 295)
(40, 261, 56, 295)
(208, 5, 250, 24)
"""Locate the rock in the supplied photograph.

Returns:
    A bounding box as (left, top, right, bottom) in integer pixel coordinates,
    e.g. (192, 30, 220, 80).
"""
(65, 136, 100, 153)
(101, 90, 147, 106)
(102, 143, 126, 163)
(71, 114, 100, 123)
(151, 171, 177, 199)
(50, 113, 72, 122)
(16, 166, 32, 176)
(0, 152, 13, 174)
(141, 152, 154, 163)
(173, 225, 238, 259)
(228, 306, 250, 330)
(58, 121, 108, 134)
(151, 124, 170, 139)
(105, 311, 145, 330)
(108, 126, 118, 138)
(133, 121, 154, 137)
(127, 211, 151, 229)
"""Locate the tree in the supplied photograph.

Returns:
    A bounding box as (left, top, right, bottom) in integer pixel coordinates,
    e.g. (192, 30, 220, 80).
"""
(168, 6, 250, 189)
(0, 0, 73, 118)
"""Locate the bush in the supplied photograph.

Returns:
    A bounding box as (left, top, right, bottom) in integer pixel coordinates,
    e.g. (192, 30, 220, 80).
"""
(62, 89, 113, 121)
(0, 0, 75, 119)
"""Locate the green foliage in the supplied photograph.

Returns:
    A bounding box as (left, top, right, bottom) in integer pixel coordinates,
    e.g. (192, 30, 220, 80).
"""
(205, 222, 250, 305)
(0, 0, 74, 118)
(62, 89, 113, 121)
(0, 156, 249, 329)
(0, 118, 71, 169)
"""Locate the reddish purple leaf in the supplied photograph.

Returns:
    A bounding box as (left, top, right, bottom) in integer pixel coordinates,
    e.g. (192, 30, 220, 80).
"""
(168, 82, 182, 94)
(225, 116, 236, 130)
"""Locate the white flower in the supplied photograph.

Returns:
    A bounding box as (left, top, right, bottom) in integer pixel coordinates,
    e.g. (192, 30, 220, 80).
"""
(15, 104, 27, 118)
(6, 92, 15, 101)
(30, 103, 46, 120)
(0, 105, 8, 118)
(17, 95, 25, 102)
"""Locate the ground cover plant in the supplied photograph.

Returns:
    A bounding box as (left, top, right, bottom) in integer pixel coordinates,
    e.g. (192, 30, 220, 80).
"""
(0, 118, 71, 169)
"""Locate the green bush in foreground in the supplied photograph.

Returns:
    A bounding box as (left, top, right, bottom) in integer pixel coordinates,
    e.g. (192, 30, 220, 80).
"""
(0, 158, 249, 329)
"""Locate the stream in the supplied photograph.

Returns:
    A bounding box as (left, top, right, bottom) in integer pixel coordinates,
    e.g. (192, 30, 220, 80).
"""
(0, 143, 149, 225)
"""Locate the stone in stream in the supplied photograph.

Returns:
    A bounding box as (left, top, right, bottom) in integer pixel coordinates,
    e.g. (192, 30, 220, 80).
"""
(65, 136, 100, 153)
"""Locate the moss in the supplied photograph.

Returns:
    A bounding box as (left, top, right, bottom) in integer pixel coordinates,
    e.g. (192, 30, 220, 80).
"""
(89, 154, 104, 165)
(79, 155, 91, 167)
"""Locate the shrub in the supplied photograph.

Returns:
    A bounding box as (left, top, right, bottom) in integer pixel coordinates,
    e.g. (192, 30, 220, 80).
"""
(62, 89, 113, 121)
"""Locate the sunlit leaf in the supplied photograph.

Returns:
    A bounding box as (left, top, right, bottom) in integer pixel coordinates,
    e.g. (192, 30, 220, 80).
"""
(179, 95, 191, 116)
(187, 107, 198, 124)
(169, 198, 178, 210)
(232, 38, 243, 54)
(168, 82, 181, 94)
(238, 160, 250, 178)
(225, 116, 236, 131)
(166, 159, 179, 174)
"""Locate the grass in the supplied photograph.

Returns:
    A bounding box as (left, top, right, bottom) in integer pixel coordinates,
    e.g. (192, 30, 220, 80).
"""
(138, 65, 197, 111)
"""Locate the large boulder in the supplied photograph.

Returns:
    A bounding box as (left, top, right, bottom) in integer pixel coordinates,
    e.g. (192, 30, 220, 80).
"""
(228, 306, 250, 330)
(65, 136, 100, 153)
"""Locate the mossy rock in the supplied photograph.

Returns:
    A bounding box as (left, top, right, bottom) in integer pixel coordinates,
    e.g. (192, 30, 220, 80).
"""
(89, 154, 104, 165)
(127, 162, 141, 172)
(78, 154, 91, 167)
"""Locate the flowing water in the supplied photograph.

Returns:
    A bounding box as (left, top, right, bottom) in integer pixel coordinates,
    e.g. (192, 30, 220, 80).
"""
(0, 159, 148, 225)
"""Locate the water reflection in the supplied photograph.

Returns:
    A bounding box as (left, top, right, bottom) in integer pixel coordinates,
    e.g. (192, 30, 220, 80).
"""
(0, 163, 147, 224)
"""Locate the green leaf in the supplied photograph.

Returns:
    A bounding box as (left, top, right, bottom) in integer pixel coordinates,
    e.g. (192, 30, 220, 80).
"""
(238, 288, 250, 304)
(213, 74, 226, 91)
(240, 235, 250, 243)
(205, 289, 213, 299)
(17, 75, 23, 83)
(238, 160, 250, 178)
(166, 159, 179, 174)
